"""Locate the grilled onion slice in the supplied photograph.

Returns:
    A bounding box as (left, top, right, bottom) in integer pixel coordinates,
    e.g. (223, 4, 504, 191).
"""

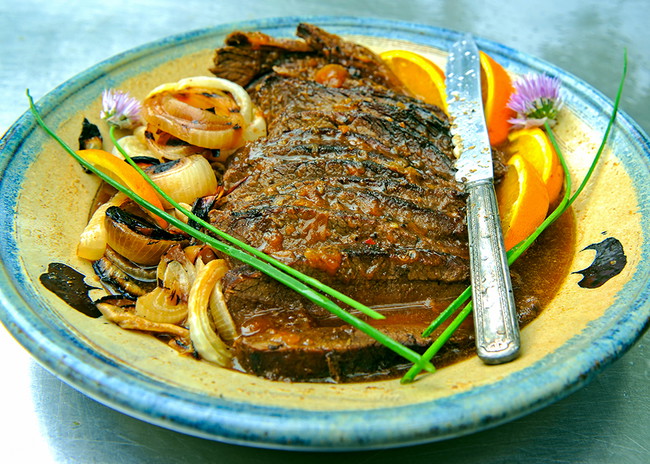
(77, 193, 127, 261)
(143, 78, 245, 150)
(141, 76, 266, 161)
(112, 126, 162, 161)
(93, 255, 156, 298)
(146, 155, 218, 208)
(104, 206, 187, 266)
(143, 126, 213, 161)
(187, 259, 232, 365)
(209, 281, 237, 345)
(135, 287, 188, 325)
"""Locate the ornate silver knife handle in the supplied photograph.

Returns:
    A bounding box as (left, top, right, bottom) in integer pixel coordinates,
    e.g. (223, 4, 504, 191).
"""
(446, 33, 520, 364)
(466, 179, 520, 364)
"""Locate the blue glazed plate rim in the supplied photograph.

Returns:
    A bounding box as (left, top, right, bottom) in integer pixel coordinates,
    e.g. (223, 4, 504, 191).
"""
(1, 16, 649, 450)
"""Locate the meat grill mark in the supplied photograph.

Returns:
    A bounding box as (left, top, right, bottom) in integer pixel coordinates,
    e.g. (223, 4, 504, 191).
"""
(208, 23, 503, 382)
(224, 127, 461, 188)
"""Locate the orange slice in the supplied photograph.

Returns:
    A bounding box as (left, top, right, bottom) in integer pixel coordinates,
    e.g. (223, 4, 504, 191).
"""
(379, 49, 447, 112)
(503, 127, 564, 206)
(480, 51, 516, 147)
(496, 154, 550, 250)
(76, 149, 167, 228)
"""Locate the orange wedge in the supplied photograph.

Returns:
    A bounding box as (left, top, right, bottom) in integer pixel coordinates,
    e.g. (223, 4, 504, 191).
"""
(380, 49, 447, 112)
(76, 149, 167, 228)
(503, 127, 564, 206)
(496, 154, 550, 250)
(480, 51, 516, 147)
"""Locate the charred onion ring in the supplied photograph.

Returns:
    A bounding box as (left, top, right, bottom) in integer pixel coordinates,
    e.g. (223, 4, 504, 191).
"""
(105, 206, 187, 266)
(143, 77, 254, 150)
(143, 126, 212, 160)
(145, 155, 218, 208)
(141, 77, 266, 161)
(143, 88, 245, 150)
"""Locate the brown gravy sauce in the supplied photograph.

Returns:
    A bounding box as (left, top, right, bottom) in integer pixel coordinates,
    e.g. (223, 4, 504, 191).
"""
(40, 263, 102, 318)
(511, 209, 577, 310)
(236, 210, 577, 378)
(43, 203, 577, 379)
(248, 209, 575, 328)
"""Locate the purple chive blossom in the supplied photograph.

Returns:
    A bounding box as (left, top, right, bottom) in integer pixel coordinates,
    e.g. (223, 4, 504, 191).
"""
(507, 73, 563, 129)
(100, 89, 142, 129)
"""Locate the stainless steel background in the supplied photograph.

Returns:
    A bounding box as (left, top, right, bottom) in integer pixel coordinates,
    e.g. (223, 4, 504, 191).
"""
(1, 0, 648, 462)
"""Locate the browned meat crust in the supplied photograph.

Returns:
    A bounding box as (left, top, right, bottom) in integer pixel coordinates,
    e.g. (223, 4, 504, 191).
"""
(211, 23, 410, 93)
(207, 23, 516, 382)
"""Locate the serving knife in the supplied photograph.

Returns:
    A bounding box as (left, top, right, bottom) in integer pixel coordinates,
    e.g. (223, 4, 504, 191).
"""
(446, 34, 520, 364)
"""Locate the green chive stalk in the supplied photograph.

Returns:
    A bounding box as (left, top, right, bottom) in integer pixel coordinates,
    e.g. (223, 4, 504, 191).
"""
(27, 92, 435, 373)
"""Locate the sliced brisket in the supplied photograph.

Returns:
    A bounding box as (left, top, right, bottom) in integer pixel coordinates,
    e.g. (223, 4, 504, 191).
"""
(211, 23, 408, 93)
(207, 23, 509, 382)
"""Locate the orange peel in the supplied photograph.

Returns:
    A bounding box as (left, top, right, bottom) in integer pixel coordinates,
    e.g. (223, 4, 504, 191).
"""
(479, 51, 516, 146)
(380, 49, 447, 112)
(504, 127, 564, 206)
(496, 154, 550, 250)
(76, 149, 167, 228)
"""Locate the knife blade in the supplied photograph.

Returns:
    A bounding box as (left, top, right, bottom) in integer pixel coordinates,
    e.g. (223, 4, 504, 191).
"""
(446, 34, 520, 364)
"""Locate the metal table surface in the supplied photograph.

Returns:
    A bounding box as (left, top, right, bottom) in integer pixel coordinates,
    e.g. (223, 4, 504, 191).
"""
(1, 0, 648, 462)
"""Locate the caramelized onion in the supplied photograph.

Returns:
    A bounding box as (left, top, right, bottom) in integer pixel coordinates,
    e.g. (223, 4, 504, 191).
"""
(184, 244, 219, 264)
(112, 127, 163, 162)
(144, 126, 213, 160)
(77, 193, 127, 261)
(93, 255, 156, 298)
(173, 202, 193, 224)
(78, 118, 103, 150)
(104, 247, 157, 282)
(146, 76, 254, 122)
(209, 281, 237, 344)
(243, 107, 267, 143)
(187, 259, 232, 365)
(104, 206, 187, 266)
(156, 244, 197, 301)
(143, 85, 245, 150)
(135, 287, 188, 325)
(147, 155, 218, 208)
(157, 245, 194, 279)
(161, 260, 193, 300)
(141, 76, 266, 161)
(97, 301, 190, 340)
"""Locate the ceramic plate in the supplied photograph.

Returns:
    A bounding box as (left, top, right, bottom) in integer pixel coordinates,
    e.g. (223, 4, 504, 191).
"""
(0, 17, 649, 450)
